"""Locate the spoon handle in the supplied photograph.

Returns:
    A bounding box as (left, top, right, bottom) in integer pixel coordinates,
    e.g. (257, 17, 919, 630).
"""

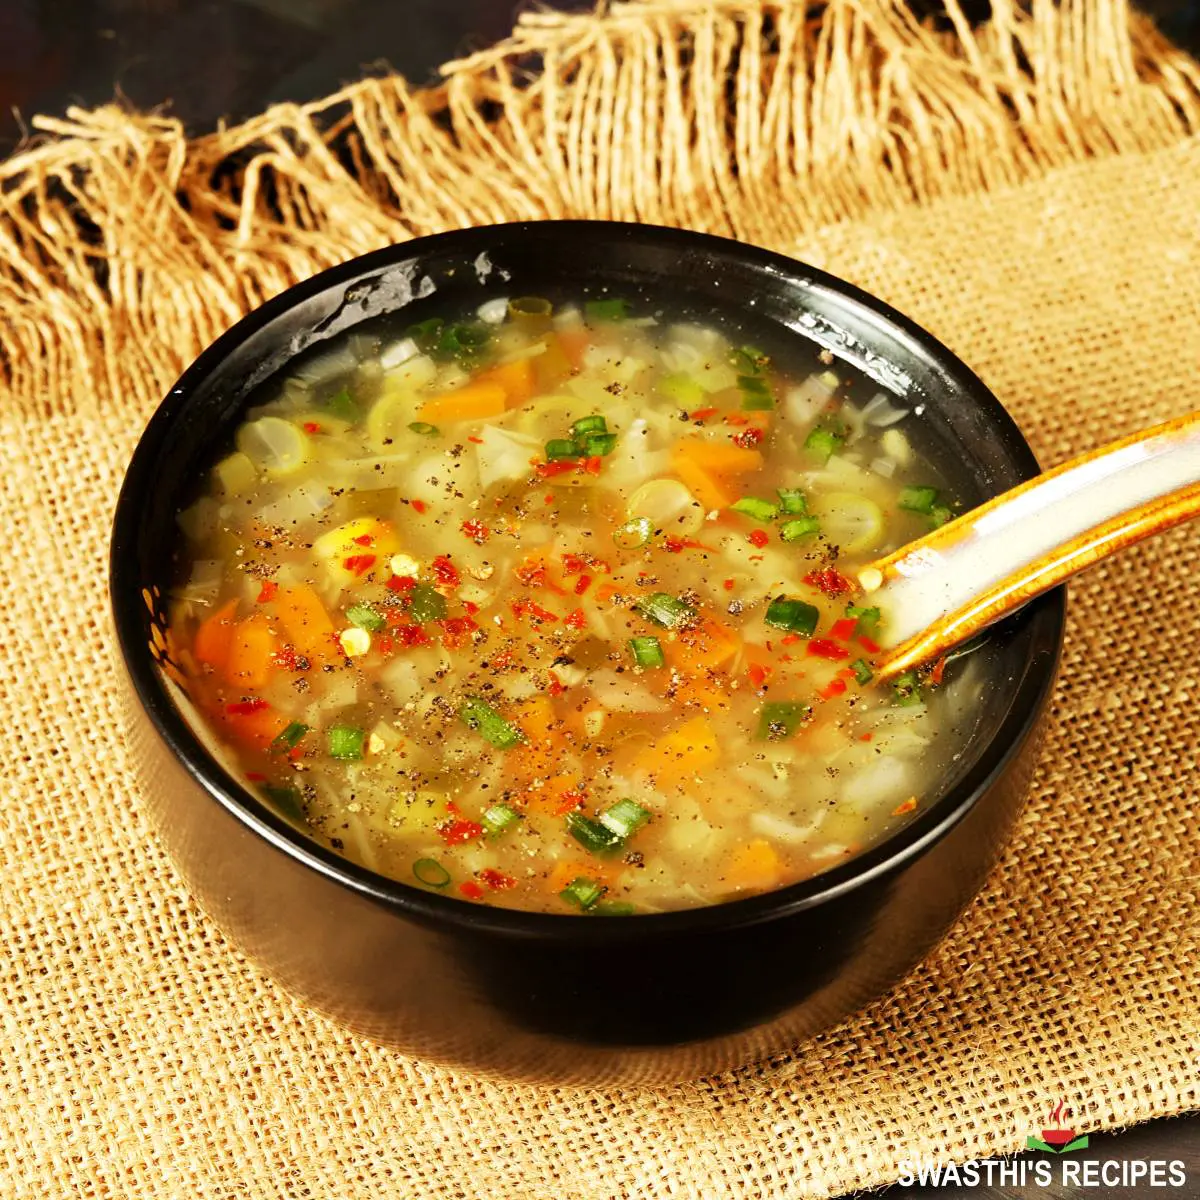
(859, 411, 1200, 679)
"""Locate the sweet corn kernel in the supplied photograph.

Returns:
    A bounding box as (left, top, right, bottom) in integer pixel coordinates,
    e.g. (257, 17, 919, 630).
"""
(339, 627, 372, 656)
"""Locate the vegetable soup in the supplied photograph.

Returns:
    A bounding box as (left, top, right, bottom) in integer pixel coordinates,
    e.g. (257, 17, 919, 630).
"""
(166, 295, 982, 914)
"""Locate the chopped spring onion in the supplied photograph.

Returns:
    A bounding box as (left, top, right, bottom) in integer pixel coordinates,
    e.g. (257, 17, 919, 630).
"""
(661, 372, 706, 409)
(804, 424, 845, 462)
(270, 721, 310, 752)
(581, 431, 618, 456)
(637, 592, 696, 629)
(407, 583, 447, 624)
(613, 517, 653, 549)
(413, 858, 452, 888)
(738, 375, 774, 411)
(592, 899, 637, 916)
(545, 438, 582, 461)
(407, 318, 444, 353)
(851, 658, 874, 685)
(599, 798, 650, 839)
(435, 321, 492, 366)
(731, 496, 778, 523)
(764, 596, 820, 636)
(892, 671, 923, 707)
(779, 516, 821, 542)
(560, 876, 608, 910)
(509, 296, 553, 325)
(345, 602, 386, 632)
(929, 504, 954, 528)
(777, 488, 807, 514)
(459, 697, 525, 749)
(482, 802, 522, 836)
(846, 603, 881, 631)
(408, 421, 440, 437)
(584, 298, 629, 323)
(898, 485, 939, 514)
(324, 387, 360, 423)
(328, 724, 366, 760)
(730, 344, 770, 375)
(262, 784, 303, 820)
(628, 636, 665, 669)
(565, 812, 624, 855)
(756, 701, 811, 740)
(571, 415, 608, 437)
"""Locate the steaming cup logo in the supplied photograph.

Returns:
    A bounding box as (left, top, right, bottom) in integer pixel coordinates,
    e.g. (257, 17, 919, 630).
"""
(1026, 1100, 1090, 1154)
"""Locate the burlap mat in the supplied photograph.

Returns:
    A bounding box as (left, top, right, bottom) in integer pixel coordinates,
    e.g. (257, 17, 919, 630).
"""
(3, 0, 1199, 1195)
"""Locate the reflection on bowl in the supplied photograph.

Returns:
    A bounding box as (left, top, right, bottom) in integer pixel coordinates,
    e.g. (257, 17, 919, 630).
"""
(110, 221, 1064, 1083)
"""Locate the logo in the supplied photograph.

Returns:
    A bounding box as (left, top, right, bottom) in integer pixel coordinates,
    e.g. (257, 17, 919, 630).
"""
(1026, 1100, 1089, 1154)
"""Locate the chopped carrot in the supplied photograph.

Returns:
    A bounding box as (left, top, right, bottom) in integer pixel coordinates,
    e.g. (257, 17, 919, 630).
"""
(632, 715, 720, 784)
(416, 380, 507, 424)
(555, 328, 591, 370)
(545, 859, 611, 896)
(674, 439, 764, 475)
(723, 840, 782, 892)
(666, 617, 741, 674)
(193, 598, 240, 673)
(511, 695, 568, 782)
(484, 358, 536, 406)
(224, 614, 278, 689)
(670, 448, 738, 511)
(674, 674, 733, 712)
(532, 334, 573, 390)
(209, 699, 288, 751)
(274, 584, 341, 669)
(525, 774, 586, 817)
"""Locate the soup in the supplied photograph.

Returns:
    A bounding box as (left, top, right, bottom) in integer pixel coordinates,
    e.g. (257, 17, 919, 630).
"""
(165, 295, 978, 914)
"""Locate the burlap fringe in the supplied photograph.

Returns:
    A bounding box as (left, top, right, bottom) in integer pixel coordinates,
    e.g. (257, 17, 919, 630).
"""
(2, 0, 1199, 414)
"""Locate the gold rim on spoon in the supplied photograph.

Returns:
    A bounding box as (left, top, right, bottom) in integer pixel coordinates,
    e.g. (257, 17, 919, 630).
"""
(859, 411, 1200, 680)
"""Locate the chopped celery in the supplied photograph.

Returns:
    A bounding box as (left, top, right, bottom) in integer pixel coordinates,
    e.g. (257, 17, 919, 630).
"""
(764, 597, 820, 636)
(779, 516, 821, 542)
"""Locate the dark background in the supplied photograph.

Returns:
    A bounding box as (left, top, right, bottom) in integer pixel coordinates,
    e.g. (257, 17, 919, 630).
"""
(2, 0, 1198, 1195)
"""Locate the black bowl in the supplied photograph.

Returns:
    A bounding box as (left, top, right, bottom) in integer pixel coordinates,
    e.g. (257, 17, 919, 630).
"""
(110, 221, 1064, 1083)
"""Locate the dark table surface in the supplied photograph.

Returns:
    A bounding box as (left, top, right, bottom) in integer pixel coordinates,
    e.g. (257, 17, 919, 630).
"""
(3, 1, 1198, 1196)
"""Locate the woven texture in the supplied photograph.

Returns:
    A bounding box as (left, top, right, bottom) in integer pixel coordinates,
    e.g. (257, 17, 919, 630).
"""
(3, 1, 1200, 1195)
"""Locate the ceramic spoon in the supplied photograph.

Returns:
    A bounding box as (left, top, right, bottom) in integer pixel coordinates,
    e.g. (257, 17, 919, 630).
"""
(859, 412, 1200, 680)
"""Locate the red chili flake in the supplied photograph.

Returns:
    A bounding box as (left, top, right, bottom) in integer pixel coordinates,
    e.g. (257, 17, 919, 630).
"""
(479, 869, 517, 891)
(463, 600, 480, 616)
(689, 406, 720, 422)
(664, 537, 686, 553)
(574, 574, 593, 596)
(929, 655, 948, 687)
(725, 413, 752, 426)
(555, 788, 586, 815)
(859, 732, 874, 742)
(818, 678, 848, 700)
(352, 534, 374, 547)
(748, 530, 770, 548)
(302, 421, 321, 434)
(808, 638, 851, 661)
(468, 435, 485, 444)
(564, 608, 587, 630)
(544, 493, 556, 505)
(561, 553, 588, 576)
(490, 650, 515, 670)
(410, 499, 428, 514)
(376, 634, 395, 655)
(386, 574, 417, 593)
(582, 455, 603, 476)
(256, 580, 278, 604)
(525, 601, 559, 623)
(748, 554, 765, 562)
(273, 646, 300, 671)
(803, 567, 855, 597)
(733, 427, 763, 449)
(342, 554, 376, 576)
(431, 556, 461, 587)
(460, 518, 489, 544)
(515, 562, 547, 588)
(226, 698, 269, 715)
(723, 578, 736, 591)
(245, 771, 266, 782)
(535, 460, 578, 479)
(780, 634, 801, 647)
(829, 617, 859, 642)
(458, 881, 485, 900)
(892, 797, 919, 816)
(438, 818, 484, 846)
(547, 672, 567, 696)
(440, 616, 478, 649)
(748, 664, 770, 689)
(858, 634, 882, 654)
(393, 623, 432, 647)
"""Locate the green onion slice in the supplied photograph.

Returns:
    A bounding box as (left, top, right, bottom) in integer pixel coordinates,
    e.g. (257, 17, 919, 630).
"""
(804, 425, 845, 462)
(571, 415, 608, 437)
(482, 802, 522, 836)
(636, 592, 696, 629)
(613, 517, 653, 549)
(756, 701, 811, 741)
(584, 298, 629, 323)
(270, 721, 310, 752)
(324, 388, 360, 423)
(929, 504, 954, 529)
(407, 583, 447, 624)
(851, 658, 874, 685)
(628, 636, 665, 669)
(560, 876, 608, 910)
(730, 344, 770, 375)
(892, 671, 924, 707)
(581, 432, 618, 457)
(764, 596, 820, 636)
(738, 375, 775, 411)
(598, 798, 650, 839)
(731, 497, 779, 523)
(777, 488, 807, 515)
(413, 858, 452, 888)
(408, 421, 440, 437)
(327, 724, 366, 760)
(261, 784, 303, 820)
(545, 438, 582, 461)
(898, 485, 939, 514)
(779, 516, 821, 542)
(565, 812, 624, 855)
(459, 697, 525, 749)
(845, 604, 881, 630)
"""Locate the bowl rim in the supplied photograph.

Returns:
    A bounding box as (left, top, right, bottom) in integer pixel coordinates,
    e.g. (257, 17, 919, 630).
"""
(110, 219, 1065, 943)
